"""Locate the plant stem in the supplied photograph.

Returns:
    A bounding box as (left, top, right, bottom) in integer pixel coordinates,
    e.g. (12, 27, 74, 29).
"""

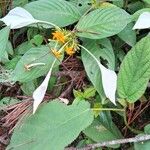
(92, 108, 125, 112)
(36, 20, 60, 30)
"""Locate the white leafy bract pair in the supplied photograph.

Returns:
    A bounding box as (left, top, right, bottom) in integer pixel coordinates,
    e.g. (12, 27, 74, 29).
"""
(0, 7, 117, 113)
(0, 7, 56, 113)
(133, 12, 150, 29)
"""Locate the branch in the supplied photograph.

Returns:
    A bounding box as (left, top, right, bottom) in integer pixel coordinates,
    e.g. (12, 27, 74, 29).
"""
(66, 134, 150, 150)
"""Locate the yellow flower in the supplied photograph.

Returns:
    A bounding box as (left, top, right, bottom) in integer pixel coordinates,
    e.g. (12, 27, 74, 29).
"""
(52, 49, 62, 59)
(52, 30, 65, 43)
(65, 46, 75, 56)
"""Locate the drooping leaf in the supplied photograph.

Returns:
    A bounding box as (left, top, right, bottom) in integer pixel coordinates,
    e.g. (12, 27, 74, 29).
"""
(7, 100, 94, 150)
(133, 12, 150, 29)
(117, 36, 150, 103)
(0, 7, 39, 29)
(12, 46, 59, 82)
(33, 59, 56, 114)
(0, 26, 10, 62)
(81, 41, 117, 104)
(76, 7, 131, 39)
(24, 0, 81, 27)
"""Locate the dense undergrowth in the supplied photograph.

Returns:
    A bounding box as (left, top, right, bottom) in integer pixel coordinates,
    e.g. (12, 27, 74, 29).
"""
(0, 0, 150, 150)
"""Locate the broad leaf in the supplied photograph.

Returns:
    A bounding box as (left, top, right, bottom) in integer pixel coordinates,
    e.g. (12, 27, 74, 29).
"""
(118, 36, 150, 103)
(84, 112, 122, 148)
(76, 7, 130, 39)
(24, 0, 81, 27)
(7, 100, 94, 150)
(12, 46, 58, 82)
(0, 26, 10, 62)
(83, 39, 115, 70)
(81, 40, 117, 104)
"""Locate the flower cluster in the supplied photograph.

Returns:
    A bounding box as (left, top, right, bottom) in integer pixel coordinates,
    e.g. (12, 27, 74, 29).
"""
(49, 29, 79, 58)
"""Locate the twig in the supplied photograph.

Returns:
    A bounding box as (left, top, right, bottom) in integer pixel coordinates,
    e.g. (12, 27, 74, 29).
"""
(66, 134, 150, 150)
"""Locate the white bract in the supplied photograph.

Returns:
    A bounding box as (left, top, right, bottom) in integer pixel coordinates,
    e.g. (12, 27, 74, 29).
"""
(0, 7, 39, 29)
(32, 60, 56, 114)
(100, 64, 117, 105)
(133, 12, 150, 29)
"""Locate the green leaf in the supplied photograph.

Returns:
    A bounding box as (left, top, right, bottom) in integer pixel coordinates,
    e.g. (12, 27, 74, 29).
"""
(76, 7, 130, 39)
(73, 89, 84, 98)
(81, 46, 105, 101)
(118, 23, 136, 47)
(134, 136, 150, 150)
(69, 0, 91, 15)
(24, 0, 81, 27)
(31, 34, 43, 46)
(134, 124, 150, 150)
(16, 41, 33, 55)
(0, 26, 10, 62)
(81, 38, 115, 101)
(83, 86, 96, 99)
(5, 55, 21, 70)
(84, 112, 122, 148)
(12, 46, 59, 82)
(73, 86, 96, 99)
(143, 0, 150, 4)
(12, 0, 28, 7)
(113, 0, 124, 7)
(21, 81, 36, 96)
(7, 100, 94, 150)
(83, 38, 115, 70)
(117, 36, 150, 103)
(6, 41, 13, 55)
(144, 124, 150, 134)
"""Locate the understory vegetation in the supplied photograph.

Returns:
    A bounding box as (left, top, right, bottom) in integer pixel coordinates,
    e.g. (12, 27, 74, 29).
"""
(0, 0, 150, 150)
